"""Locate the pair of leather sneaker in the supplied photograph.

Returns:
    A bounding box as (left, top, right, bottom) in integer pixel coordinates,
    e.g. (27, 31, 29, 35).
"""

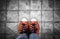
(18, 18, 40, 35)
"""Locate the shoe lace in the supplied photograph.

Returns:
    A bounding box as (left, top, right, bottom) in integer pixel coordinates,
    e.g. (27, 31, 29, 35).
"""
(22, 24, 26, 32)
(31, 24, 36, 33)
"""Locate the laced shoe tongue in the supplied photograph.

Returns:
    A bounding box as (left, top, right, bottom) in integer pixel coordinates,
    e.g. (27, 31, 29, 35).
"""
(32, 24, 36, 26)
(22, 24, 26, 32)
(22, 24, 25, 26)
(31, 24, 36, 33)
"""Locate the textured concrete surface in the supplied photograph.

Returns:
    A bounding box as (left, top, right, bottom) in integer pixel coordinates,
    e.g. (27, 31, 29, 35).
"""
(42, 11, 53, 21)
(19, 0, 30, 10)
(0, 0, 60, 39)
(19, 11, 30, 21)
(30, 11, 41, 21)
(6, 0, 60, 39)
(7, 0, 18, 10)
(7, 11, 18, 22)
